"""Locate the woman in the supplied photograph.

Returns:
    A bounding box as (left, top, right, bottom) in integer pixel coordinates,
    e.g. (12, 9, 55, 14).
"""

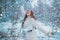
(22, 10, 53, 40)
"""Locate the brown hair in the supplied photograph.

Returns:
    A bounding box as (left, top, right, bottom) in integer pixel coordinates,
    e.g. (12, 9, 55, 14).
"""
(22, 10, 36, 28)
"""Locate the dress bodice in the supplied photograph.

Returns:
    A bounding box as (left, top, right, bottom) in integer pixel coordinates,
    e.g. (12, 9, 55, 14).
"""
(23, 16, 34, 32)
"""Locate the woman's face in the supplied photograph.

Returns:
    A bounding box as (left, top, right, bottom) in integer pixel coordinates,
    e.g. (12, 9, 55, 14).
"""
(27, 11, 31, 16)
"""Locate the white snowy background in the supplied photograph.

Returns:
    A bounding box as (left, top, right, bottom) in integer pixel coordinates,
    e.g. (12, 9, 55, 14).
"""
(0, 0, 60, 40)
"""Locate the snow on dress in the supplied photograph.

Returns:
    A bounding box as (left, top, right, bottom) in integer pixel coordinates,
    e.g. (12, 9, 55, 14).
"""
(23, 16, 53, 40)
(23, 16, 38, 40)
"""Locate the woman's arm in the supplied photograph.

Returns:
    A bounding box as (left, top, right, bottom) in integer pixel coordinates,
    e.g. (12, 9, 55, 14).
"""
(30, 18, 53, 35)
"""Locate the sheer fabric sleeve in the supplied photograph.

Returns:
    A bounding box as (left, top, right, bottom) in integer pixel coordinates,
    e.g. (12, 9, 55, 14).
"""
(30, 18, 53, 35)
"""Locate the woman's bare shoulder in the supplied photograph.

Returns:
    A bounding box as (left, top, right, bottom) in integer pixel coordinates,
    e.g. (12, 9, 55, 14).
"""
(31, 18, 35, 20)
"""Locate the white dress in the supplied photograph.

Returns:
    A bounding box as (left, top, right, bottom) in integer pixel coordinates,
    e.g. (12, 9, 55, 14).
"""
(23, 16, 53, 40)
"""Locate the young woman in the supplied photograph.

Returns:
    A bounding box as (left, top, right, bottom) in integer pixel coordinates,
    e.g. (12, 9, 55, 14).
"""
(22, 10, 53, 40)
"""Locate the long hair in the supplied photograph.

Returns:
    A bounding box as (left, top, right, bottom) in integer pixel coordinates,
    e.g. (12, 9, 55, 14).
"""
(22, 10, 36, 28)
